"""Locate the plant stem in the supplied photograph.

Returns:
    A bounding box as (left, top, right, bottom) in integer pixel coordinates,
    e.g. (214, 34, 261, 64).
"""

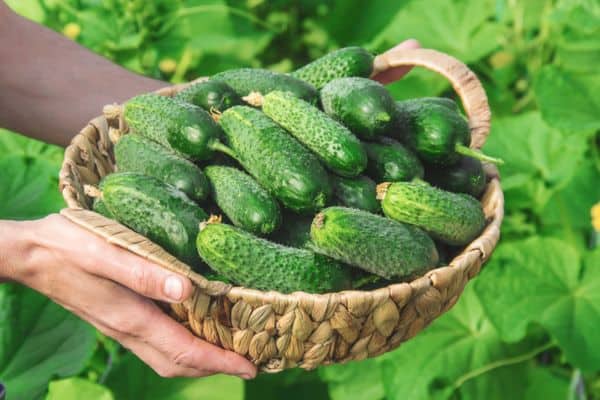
(209, 140, 238, 161)
(455, 144, 504, 165)
(176, 5, 281, 33)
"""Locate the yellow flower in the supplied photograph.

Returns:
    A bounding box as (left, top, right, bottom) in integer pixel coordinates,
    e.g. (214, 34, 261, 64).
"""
(159, 58, 177, 74)
(592, 202, 600, 231)
(63, 23, 81, 40)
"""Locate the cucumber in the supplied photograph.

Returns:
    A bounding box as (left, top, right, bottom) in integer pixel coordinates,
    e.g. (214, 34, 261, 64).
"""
(175, 80, 242, 112)
(261, 91, 367, 177)
(218, 106, 331, 213)
(204, 165, 281, 235)
(270, 212, 313, 249)
(290, 46, 374, 89)
(320, 77, 396, 139)
(395, 100, 502, 165)
(364, 137, 424, 182)
(401, 97, 459, 111)
(114, 134, 210, 203)
(196, 218, 352, 293)
(331, 175, 380, 213)
(377, 181, 486, 245)
(98, 172, 207, 267)
(123, 94, 226, 161)
(92, 197, 114, 219)
(310, 207, 438, 279)
(425, 156, 486, 198)
(211, 68, 318, 103)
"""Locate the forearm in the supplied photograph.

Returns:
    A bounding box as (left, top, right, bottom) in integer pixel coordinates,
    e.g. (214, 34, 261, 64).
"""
(0, 5, 164, 146)
(0, 219, 34, 283)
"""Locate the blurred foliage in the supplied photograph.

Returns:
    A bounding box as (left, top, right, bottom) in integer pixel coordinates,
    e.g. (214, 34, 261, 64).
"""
(0, 0, 599, 399)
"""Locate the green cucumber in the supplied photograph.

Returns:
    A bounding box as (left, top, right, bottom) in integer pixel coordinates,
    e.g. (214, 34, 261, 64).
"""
(290, 46, 374, 89)
(310, 207, 438, 279)
(98, 172, 207, 267)
(218, 106, 331, 213)
(175, 80, 242, 112)
(114, 134, 210, 203)
(425, 156, 487, 198)
(331, 175, 380, 213)
(211, 68, 318, 103)
(262, 91, 367, 177)
(364, 137, 424, 182)
(196, 218, 352, 293)
(204, 165, 281, 235)
(123, 94, 225, 161)
(377, 181, 486, 245)
(92, 197, 114, 219)
(320, 77, 396, 139)
(395, 100, 502, 165)
(402, 97, 459, 111)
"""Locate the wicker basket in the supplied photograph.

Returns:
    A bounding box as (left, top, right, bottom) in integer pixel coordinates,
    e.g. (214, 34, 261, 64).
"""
(58, 47, 503, 372)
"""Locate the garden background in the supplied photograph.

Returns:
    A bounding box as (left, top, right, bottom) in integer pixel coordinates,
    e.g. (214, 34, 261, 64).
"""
(1, 0, 599, 399)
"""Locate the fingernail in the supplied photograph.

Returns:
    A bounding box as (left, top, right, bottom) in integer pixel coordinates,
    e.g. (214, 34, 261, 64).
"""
(164, 276, 184, 301)
(239, 372, 254, 380)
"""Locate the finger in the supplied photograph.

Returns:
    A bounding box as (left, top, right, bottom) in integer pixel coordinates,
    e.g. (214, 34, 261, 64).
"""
(44, 215, 194, 303)
(372, 39, 421, 85)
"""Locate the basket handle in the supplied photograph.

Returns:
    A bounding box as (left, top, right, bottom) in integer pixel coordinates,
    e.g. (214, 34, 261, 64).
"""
(372, 48, 491, 150)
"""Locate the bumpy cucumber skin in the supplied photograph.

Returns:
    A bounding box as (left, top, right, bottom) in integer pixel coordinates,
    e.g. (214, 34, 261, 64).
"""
(290, 46, 374, 89)
(380, 182, 485, 246)
(262, 91, 367, 177)
(92, 197, 114, 219)
(425, 156, 486, 198)
(175, 80, 243, 112)
(331, 175, 380, 213)
(211, 68, 318, 103)
(395, 100, 470, 165)
(218, 106, 331, 213)
(115, 134, 210, 203)
(196, 222, 352, 293)
(123, 94, 222, 161)
(364, 137, 424, 182)
(320, 77, 396, 139)
(100, 172, 207, 267)
(204, 165, 281, 235)
(401, 97, 459, 111)
(310, 207, 438, 279)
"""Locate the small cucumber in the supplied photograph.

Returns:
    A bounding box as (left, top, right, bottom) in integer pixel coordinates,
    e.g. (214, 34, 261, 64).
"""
(310, 207, 438, 279)
(175, 80, 242, 112)
(196, 218, 352, 293)
(331, 175, 380, 213)
(425, 156, 487, 198)
(290, 46, 374, 89)
(218, 106, 331, 213)
(114, 134, 210, 203)
(320, 77, 396, 139)
(98, 172, 207, 267)
(377, 181, 486, 246)
(364, 137, 424, 182)
(211, 68, 318, 103)
(204, 165, 281, 235)
(123, 94, 225, 161)
(262, 91, 367, 177)
(92, 197, 114, 219)
(395, 100, 502, 165)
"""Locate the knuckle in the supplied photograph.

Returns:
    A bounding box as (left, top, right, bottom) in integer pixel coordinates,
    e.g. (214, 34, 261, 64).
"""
(130, 263, 155, 296)
(154, 365, 177, 378)
(172, 349, 194, 367)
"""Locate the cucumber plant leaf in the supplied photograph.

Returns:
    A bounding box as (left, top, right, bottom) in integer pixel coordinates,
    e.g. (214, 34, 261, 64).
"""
(0, 284, 96, 400)
(105, 353, 244, 400)
(319, 358, 384, 400)
(475, 238, 600, 371)
(45, 378, 114, 400)
(377, 284, 547, 400)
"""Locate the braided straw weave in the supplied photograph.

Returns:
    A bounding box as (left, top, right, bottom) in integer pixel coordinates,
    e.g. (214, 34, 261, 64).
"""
(59, 48, 503, 372)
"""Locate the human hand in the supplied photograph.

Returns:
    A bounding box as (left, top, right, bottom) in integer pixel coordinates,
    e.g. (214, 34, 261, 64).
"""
(372, 39, 421, 84)
(1, 214, 257, 379)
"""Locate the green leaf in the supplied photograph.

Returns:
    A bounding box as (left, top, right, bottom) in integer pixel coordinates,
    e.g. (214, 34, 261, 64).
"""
(319, 358, 384, 400)
(483, 112, 588, 213)
(379, 284, 548, 400)
(475, 238, 600, 371)
(5, 0, 46, 22)
(386, 69, 450, 101)
(523, 367, 570, 400)
(105, 353, 244, 400)
(0, 130, 63, 167)
(373, 0, 504, 63)
(46, 378, 114, 400)
(534, 66, 600, 132)
(0, 284, 96, 400)
(246, 369, 330, 400)
(0, 155, 65, 220)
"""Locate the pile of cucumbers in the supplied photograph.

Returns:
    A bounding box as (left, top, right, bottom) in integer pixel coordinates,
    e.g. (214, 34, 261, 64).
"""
(92, 47, 501, 294)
